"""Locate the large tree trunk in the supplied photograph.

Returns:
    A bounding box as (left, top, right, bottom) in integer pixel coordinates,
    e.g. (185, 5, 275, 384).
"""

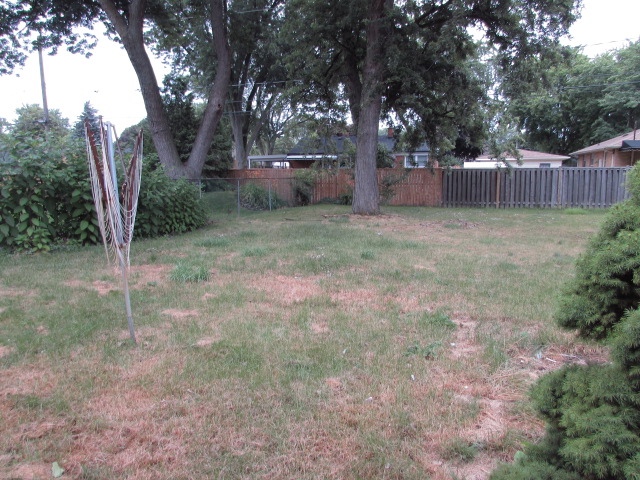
(98, 0, 231, 180)
(231, 113, 249, 169)
(186, 0, 231, 179)
(352, 0, 389, 215)
(98, 0, 183, 177)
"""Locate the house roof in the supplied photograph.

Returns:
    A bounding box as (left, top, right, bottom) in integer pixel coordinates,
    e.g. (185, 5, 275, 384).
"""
(570, 129, 640, 155)
(475, 148, 570, 162)
(287, 135, 429, 157)
(620, 140, 640, 152)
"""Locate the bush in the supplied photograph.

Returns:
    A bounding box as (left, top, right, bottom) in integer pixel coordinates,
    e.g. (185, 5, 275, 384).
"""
(292, 170, 316, 206)
(239, 182, 284, 210)
(490, 163, 640, 480)
(135, 158, 208, 238)
(0, 135, 100, 252)
(0, 137, 208, 252)
(555, 201, 640, 340)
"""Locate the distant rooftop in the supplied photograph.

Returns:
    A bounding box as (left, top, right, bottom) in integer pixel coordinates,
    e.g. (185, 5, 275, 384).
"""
(287, 134, 428, 156)
(571, 129, 640, 155)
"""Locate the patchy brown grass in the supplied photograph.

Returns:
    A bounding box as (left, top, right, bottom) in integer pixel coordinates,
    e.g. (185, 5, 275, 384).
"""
(0, 207, 609, 479)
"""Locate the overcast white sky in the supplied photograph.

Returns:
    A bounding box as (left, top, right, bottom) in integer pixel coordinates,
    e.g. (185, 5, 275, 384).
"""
(0, 0, 639, 131)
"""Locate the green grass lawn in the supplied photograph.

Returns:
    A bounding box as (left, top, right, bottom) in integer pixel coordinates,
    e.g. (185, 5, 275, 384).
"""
(0, 198, 608, 479)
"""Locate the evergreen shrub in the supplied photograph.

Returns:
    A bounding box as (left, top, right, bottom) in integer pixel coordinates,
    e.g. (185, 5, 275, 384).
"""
(490, 163, 640, 480)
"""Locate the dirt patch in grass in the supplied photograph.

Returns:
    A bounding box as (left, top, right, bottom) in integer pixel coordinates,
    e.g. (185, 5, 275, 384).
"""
(332, 288, 382, 309)
(193, 336, 221, 347)
(130, 264, 173, 286)
(161, 309, 200, 319)
(63, 264, 172, 296)
(63, 278, 117, 295)
(0, 359, 58, 398)
(250, 274, 323, 305)
(0, 345, 16, 358)
(0, 287, 36, 297)
(311, 321, 330, 334)
(3, 462, 51, 480)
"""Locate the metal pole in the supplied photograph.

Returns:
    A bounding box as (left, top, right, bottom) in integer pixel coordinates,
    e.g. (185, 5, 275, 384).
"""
(269, 181, 272, 211)
(37, 44, 49, 128)
(119, 251, 136, 344)
(237, 180, 241, 217)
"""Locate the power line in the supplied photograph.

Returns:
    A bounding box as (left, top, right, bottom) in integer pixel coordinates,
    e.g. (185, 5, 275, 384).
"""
(561, 80, 640, 90)
(229, 79, 301, 88)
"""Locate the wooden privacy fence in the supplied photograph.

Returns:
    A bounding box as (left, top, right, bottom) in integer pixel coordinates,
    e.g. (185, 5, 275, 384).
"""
(312, 169, 443, 206)
(442, 167, 632, 208)
(225, 166, 631, 209)
(226, 168, 443, 207)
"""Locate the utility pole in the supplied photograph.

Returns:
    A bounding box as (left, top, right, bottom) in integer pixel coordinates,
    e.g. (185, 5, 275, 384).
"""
(37, 41, 49, 129)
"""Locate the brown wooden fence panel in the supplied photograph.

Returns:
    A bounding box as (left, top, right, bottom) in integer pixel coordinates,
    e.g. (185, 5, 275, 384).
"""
(444, 167, 631, 209)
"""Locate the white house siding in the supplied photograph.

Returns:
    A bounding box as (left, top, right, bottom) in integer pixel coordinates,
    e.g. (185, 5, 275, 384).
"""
(463, 160, 563, 169)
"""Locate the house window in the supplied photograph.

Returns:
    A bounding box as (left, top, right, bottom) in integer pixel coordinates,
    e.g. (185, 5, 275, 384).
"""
(539, 163, 551, 168)
(404, 154, 429, 168)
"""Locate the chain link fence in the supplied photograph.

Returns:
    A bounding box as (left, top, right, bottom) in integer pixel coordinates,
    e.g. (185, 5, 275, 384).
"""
(194, 177, 305, 217)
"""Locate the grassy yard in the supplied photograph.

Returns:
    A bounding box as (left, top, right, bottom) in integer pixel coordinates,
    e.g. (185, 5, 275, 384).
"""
(0, 196, 609, 479)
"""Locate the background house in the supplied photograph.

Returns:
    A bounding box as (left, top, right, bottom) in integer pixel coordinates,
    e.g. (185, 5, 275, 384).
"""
(247, 129, 430, 169)
(571, 129, 640, 167)
(463, 149, 570, 168)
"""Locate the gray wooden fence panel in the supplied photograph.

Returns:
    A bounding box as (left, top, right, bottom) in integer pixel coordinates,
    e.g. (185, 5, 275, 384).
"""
(442, 167, 631, 209)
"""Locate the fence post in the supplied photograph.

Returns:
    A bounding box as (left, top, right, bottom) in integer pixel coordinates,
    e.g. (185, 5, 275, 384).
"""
(269, 181, 272, 211)
(237, 180, 241, 217)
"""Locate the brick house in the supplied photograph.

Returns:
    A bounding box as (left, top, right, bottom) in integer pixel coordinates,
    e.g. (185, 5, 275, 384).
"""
(571, 129, 640, 167)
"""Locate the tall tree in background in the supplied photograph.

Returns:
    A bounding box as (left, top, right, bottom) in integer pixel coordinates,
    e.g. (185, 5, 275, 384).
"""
(149, 0, 287, 169)
(96, 0, 231, 179)
(0, 0, 231, 179)
(506, 40, 640, 155)
(12, 104, 69, 139)
(73, 101, 100, 140)
(285, 0, 580, 214)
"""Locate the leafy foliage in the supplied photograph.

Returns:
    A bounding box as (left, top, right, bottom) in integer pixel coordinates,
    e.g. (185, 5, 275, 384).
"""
(292, 169, 316, 206)
(507, 41, 640, 155)
(72, 101, 100, 141)
(555, 202, 640, 339)
(239, 182, 284, 210)
(12, 104, 69, 140)
(491, 164, 640, 479)
(0, 130, 208, 252)
(0, 135, 100, 252)
(161, 74, 233, 177)
(135, 157, 208, 238)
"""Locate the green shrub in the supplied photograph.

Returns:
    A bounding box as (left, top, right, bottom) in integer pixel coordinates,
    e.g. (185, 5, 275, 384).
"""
(0, 137, 207, 252)
(555, 201, 640, 340)
(490, 163, 640, 480)
(379, 171, 409, 205)
(292, 170, 316, 206)
(239, 182, 284, 210)
(627, 163, 640, 206)
(135, 158, 208, 238)
(0, 135, 100, 252)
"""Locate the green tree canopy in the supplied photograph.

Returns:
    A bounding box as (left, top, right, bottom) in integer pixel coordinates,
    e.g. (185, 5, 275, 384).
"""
(11, 104, 69, 139)
(283, 0, 580, 214)
(506, 40, 640, 155)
